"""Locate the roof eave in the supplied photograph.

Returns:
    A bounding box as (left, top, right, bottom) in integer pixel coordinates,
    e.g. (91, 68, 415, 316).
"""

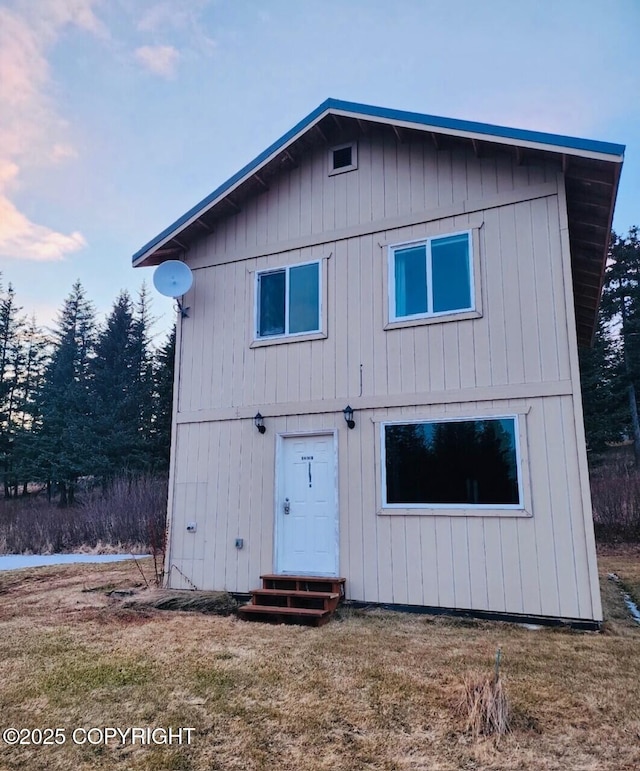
(581, 160, 623, 347)
(132, 100, 336, 267)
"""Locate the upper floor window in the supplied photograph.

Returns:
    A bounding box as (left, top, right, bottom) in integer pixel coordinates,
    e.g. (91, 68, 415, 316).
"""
(256, 261, 321, 339)
(389, 231, 473, 322)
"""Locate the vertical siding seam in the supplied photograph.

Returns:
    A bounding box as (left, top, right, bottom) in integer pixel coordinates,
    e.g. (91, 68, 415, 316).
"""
(480, 518, 488, 609)
(529, 201, 546, 383)
(515, 514, 527, 615)
(232, 264, 242, 407)
(209, 423, 222, 589)
(545, 197, 563, 379)
(560, 397, 583, 614)
(541, 398, 562, 614)
(497, 520, 506, 611)
(510, 206, 526, 381)
(433, 517, 441, 605)
(464, 520, 473, 610)
(495, 210, 507, 386)
(417, 517, 425, 605)
(402, 517, 409, 606)
(448, 520, 455, 608)
(244, 421, 255, 591)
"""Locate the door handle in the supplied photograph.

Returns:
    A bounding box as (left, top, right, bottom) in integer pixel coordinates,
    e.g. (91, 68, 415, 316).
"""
(283, 497, 290, 515)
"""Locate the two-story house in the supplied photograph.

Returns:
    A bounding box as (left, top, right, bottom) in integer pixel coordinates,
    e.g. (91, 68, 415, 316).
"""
(133, 99, 624, 627)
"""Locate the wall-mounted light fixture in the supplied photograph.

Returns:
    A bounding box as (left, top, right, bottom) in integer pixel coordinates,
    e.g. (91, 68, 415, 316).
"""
(343, 405, 355, 429)
(254, 412, 266, 434)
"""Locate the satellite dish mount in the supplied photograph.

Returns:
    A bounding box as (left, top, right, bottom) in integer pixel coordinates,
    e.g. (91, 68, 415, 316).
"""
(152, 260, 194, 317)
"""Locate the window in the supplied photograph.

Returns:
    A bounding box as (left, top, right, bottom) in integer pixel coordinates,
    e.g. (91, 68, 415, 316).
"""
(382, 416, 522, 509)
(389, 231, 473, 321)
(328, 142, 358, 175)
(256, 261, 320, 339)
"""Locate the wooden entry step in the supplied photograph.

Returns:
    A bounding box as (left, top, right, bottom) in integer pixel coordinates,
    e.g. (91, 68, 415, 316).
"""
(238, 575, 346, 627)
(260, 574, 346, 598)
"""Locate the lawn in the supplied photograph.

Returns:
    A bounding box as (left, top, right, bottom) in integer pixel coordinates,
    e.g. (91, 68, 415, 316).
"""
(0, 550, 639, 771)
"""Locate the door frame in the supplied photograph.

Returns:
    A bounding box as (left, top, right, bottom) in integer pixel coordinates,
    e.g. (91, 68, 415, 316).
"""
(273, 429, 339, 576)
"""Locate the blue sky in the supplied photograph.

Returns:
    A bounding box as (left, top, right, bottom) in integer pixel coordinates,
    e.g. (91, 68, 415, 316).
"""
(0, 0, 638, 341)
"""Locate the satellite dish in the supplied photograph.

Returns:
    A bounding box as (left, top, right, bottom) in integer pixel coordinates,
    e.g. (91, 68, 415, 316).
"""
(153, 260, 193, 298)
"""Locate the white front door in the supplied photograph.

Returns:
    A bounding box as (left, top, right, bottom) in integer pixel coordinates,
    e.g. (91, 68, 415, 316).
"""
(275, 433, 338, 576)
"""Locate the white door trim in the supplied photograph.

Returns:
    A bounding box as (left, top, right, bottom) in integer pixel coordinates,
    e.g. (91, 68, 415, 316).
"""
(273, 429, 339, 576)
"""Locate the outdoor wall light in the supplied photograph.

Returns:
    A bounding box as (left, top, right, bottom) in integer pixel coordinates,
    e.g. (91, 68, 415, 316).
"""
(343, 405, 355, 429)
(254, 412, 266, 434)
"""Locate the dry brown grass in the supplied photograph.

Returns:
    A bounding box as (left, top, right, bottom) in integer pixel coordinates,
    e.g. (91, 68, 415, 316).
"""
(0, 551, 639, 770)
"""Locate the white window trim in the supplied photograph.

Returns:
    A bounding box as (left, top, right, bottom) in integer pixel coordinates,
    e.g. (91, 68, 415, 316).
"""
(253, 259, 323, 342)
(388, 229, 475, 323)
(380, 413, 526, 513)
(328, 141, 358, 176)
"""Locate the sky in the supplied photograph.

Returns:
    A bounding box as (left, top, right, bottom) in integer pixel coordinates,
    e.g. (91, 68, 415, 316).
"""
(0, 0, 638, 342)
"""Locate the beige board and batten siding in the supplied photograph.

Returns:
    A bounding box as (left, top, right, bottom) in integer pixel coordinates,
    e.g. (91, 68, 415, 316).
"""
(165, 127, 600, 621)
(176, 194, 571, 414)
(167, 394, 599, 620)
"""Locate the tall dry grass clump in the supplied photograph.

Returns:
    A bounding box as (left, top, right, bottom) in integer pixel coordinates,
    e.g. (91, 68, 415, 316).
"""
(457, 649, 511, 739)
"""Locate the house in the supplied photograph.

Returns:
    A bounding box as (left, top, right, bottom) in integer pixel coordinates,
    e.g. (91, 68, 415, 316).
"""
(133, 99, 624, 627)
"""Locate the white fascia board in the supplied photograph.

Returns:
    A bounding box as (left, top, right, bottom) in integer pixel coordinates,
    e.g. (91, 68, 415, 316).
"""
(132, 111, 332, 267)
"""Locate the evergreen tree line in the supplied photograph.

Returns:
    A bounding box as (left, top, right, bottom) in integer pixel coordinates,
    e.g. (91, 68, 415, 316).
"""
(580, 227, 640, 462)
(0, 278, 175, 505)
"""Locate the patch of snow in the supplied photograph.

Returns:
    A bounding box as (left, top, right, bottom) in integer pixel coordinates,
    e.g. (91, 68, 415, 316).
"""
(0, 554, 149, 572)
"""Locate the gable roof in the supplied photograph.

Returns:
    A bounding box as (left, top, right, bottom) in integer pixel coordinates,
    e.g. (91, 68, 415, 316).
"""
(132, 98, 625, 345)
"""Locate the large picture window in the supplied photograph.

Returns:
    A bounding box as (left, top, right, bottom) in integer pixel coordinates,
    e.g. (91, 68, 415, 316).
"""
(389, 232, 473, 321)
(256, 261, 320, 339)
(382, 416, 522, 509)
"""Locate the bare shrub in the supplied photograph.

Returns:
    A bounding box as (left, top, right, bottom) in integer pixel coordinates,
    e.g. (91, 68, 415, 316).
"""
(0, 474, 168, 557)
(456, 650, 511, 739)
(591, 470, 640, 542)
(81, 475, 168, 551)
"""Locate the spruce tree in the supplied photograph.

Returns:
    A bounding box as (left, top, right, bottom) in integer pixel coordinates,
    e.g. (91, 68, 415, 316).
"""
(599, 228, 640, 463)
(0, 283, 26, 497)
(35, 281, 96, 505)
(10, 316, 47, 494)
(90, 285, 156, 480)
(92, 291, 142, 478)
(579, 312, 625, 453)
(131, 284, 156, 465)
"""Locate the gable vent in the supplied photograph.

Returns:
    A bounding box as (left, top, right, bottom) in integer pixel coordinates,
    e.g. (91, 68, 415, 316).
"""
(329, 142, 358, 175)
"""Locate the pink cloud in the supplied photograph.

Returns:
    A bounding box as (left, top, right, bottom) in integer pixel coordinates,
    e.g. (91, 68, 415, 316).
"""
(134, 44, 180, 78)
(0, 0, 103, 262)
(0, 191, 86, 262)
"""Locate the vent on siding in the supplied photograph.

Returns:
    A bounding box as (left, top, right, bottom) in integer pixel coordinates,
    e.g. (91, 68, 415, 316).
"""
(329, 142, 358, 175)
